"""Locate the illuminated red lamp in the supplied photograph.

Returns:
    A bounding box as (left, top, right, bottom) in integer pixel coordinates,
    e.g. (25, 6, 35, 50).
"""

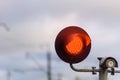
(55, 26, 91, 63)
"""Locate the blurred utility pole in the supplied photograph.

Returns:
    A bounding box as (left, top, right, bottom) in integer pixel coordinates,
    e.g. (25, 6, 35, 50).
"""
(39, 44, 52, 80)
(26, 44, 53, 80)
(6, 70, 11, 80)
(47, 51, 52, 80)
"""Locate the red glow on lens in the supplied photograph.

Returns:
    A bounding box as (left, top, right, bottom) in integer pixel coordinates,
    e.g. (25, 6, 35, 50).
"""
(66, 36, 83, 55)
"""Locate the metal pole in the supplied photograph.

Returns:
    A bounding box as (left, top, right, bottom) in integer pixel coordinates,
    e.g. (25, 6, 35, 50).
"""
(99, 68, 108, 80)
(98, 58, 108, 80)
(47, 51, 51, 80)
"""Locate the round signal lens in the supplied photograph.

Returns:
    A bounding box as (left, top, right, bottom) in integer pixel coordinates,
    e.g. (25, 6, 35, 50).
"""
(55, 26, 91, 63)
(106, 59, 115, 68)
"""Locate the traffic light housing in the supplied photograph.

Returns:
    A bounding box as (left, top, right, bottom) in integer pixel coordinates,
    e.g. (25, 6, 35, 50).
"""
(55, 26, 91, 63)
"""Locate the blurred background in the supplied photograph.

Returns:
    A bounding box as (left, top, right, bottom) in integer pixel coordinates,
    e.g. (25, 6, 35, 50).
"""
(0, 0, 120, 80)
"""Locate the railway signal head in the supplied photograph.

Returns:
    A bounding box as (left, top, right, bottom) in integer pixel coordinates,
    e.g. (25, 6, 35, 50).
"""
(55, 26, 91, 63)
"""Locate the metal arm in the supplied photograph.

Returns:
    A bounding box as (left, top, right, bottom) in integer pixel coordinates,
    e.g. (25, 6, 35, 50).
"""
(70, 63, 120, 74)
(70, 63, 99, 74)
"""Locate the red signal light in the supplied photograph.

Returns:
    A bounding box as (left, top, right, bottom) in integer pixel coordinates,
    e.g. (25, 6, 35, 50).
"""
(65, 36, 83, 56)
(55, 26, 91, 63)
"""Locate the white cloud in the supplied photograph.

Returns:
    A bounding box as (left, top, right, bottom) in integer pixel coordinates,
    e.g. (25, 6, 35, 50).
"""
(0, 1, 12, 15)
(0, 12, 81, 54)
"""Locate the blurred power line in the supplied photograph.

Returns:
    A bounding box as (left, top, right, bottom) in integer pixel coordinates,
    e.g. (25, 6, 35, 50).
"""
(25, 51, 52, 80)
(0, 22, 10, 32)
(25, 52, 46, 73)
(6, 69, 24, 80)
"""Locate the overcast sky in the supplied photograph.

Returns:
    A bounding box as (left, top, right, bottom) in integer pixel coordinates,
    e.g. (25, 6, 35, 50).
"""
(0, 0, 120, 80)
